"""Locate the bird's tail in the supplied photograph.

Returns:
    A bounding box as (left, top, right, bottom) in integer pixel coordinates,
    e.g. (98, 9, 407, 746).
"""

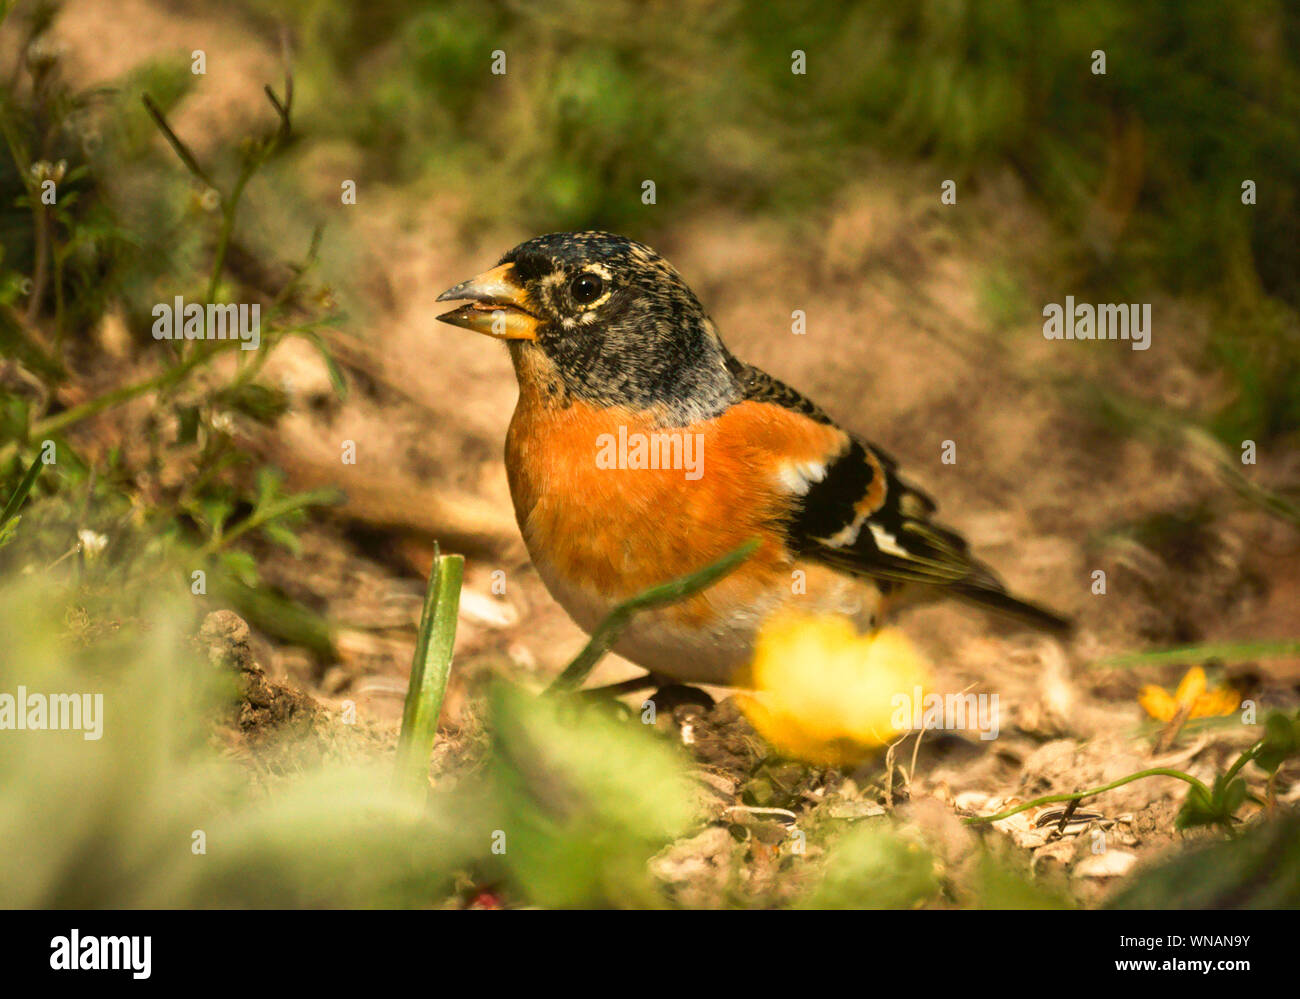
(953, 583, 1074, 636)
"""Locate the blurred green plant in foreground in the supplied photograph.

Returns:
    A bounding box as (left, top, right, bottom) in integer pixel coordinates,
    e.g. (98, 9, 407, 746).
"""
(0, 573, 1052, 909)
(0, 573, 920, 909)
(0, 567, 708, 908)
(0, 579, 469, 907)
(2, 523, 1291, 908)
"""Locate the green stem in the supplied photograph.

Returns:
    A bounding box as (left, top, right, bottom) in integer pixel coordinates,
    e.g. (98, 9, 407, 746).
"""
(204, 163, 253, 307)
(0, 340, 240, 464)
(1095, 639, 1300, 669)
(0, 454, 46, 527)
(395, 545, 465, 795)
(1221, 742, 1261, 785)
(546, 538, 760, 693)
(963, 767, 1212, 826)
(198, 487, 342, 557)
(202, 83, 292, 309)
(1, 310, 336, 466)
(52, 239, 66, 349)
(141, 94, 214, 187)
(25, 197, 48, 325)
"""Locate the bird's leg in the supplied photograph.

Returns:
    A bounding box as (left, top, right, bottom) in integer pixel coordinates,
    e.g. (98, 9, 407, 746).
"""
(577, 675, 716, 714)
(645, 683, 716, 713)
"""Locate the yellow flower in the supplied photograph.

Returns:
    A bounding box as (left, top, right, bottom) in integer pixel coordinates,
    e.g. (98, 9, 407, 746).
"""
(1138, 666, 1240, 722)
(740, 611, 929, 766)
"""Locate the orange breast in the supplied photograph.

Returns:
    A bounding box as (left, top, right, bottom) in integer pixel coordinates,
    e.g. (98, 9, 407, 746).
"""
(505, 393, 848, 625)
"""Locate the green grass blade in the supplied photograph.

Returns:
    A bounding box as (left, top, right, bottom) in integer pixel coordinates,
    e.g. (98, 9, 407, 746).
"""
(395, 544, 465, 795)
(1093, 639, 1300, 669)
(0, 455, 46, 529)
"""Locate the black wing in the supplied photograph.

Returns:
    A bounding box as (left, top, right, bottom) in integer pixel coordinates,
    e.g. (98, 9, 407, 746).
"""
(733, 359, 1071, 632)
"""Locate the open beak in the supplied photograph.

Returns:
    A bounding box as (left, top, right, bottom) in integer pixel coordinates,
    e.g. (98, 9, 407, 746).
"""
(435, 262, 539, 341)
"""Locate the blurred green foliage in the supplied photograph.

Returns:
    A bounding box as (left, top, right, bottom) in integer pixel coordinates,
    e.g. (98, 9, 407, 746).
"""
(798, 822, 940, 909)
(0, 579, 468, 907)
(0, 577, 704, 908)
(0, 573, 1099, 909)
(1107, 810, 1300, 909)
(487, 683, 698, 907)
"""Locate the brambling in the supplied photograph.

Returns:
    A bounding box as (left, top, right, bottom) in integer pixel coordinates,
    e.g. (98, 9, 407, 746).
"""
(437, 232, 1070, 688)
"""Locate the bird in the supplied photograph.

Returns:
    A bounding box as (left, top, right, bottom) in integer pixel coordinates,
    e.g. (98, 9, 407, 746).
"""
(437, 231, 1070, 690)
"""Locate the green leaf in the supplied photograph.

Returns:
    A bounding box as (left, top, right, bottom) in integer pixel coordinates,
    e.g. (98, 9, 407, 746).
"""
(214, 383, 289, 425)
(1109, 813, 1300, 909)
(261, 521, 303, 557)
(1253, 711, 1300, 774)
(195, 497, 234, 536)
(1179, 772, 1247, 831)
(254, 466, 281, 509)
(211, 577, 336, 660)
(0, 455, 46, 530)
(800, 822, 940, 910)
(395, 548, 463, 796)
(488, 683, 698, 907)
(1219, 775, 1247, 815)
(1094, 639, 1300, 670)
(294, 330, 349, 400)
(1175, 783, 1218, 830)
(221, 550, 259, 588)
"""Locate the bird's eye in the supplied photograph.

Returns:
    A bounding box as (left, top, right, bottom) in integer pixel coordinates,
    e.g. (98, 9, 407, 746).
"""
(570, 272, 604, 305)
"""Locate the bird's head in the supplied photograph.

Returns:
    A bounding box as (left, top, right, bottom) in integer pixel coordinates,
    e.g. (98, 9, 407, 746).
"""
(436, 231, 738, 422)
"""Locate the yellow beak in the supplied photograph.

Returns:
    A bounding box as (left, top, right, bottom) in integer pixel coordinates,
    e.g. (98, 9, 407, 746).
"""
(435, 263, 540, 341)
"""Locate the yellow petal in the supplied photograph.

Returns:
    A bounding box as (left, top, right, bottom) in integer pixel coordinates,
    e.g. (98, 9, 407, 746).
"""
(742, 612, 929, 765)
(1189, 687, 1241, 719)
(1138, 684, 1178, 722)
(1173, 666, 1207, 707)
